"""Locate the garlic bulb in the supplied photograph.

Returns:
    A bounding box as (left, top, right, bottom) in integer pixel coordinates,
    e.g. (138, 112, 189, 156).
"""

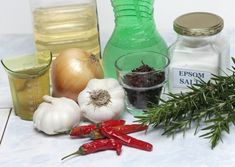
(33, 95, 81, 135)
(78, 78, 125, 123)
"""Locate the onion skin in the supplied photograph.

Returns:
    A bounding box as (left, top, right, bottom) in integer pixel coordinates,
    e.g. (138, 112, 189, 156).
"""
(51, 48, 104, 101)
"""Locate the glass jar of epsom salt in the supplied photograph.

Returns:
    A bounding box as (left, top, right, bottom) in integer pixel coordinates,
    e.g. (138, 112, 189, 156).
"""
(168, 12, 230, 94)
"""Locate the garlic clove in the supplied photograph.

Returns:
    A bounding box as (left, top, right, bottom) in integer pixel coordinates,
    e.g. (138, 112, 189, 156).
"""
(109, 87, 125, 99)
(77, 90, 89, 105)
(85, 78, 118, 91)
(40, 111, 55, 135)
(85, 78, 100, 90)
(82, 104, 113, 123)
(104, 78, 121, 90)
(33, 103, 50, 130)
(57, 110, 71, 133)
(111, 99, 125, 114)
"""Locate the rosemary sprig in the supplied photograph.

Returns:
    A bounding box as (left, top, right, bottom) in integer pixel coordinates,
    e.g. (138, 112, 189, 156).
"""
(135, 58, 235, 149)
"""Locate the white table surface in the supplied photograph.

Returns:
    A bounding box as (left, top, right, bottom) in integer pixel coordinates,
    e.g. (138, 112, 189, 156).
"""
(1, 33, 235, 167)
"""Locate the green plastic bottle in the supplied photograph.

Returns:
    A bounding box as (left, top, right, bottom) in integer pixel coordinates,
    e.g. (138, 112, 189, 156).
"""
(102, 0, 168, 78)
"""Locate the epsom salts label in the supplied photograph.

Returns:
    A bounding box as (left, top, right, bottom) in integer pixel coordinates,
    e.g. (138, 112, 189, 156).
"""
(173, 68, 211, 88)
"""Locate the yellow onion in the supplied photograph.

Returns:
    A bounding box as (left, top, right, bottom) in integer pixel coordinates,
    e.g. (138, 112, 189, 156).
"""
(51, 48, 103, 101)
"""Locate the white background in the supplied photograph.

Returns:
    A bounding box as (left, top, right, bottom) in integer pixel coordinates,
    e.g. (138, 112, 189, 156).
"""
(0, 0, 234, 35)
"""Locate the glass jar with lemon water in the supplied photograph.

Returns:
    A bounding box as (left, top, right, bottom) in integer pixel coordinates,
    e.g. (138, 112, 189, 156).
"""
(1, 51, 52, 120)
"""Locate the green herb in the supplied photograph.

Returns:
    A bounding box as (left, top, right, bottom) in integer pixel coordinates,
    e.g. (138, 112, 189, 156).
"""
(135, 58, 235, 149)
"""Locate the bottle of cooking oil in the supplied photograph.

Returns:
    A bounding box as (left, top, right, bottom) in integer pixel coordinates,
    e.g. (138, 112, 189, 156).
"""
(30, 0, 100, 60)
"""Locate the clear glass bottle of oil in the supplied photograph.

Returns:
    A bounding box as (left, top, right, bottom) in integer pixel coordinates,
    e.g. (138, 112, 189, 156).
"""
(30, 0, 101, 60)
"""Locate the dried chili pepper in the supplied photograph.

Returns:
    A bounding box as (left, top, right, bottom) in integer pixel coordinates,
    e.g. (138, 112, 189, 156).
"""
(100, 126, 153, 152)
(70, 124, 97, 137)
(61, 139, 122, 160)
(90, 124, 148, 140)
(100, 120, 126, 127)
(70, 120, 126, 137)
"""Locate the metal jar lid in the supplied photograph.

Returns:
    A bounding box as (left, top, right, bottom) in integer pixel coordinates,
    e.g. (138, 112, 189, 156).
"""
(173, 12, 224, 36)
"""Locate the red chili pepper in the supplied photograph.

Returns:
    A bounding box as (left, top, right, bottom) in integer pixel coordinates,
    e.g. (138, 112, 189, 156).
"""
(61, 139, 122, 160)
(100, 120, 126, 127)
(70, 120, 126, 137)
(90, 124, 148, 140)
(70, 124, 97, 137)
(100, 126, 153, 152)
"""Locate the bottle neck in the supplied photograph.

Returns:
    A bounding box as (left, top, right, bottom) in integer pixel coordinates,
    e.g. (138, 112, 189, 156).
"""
(108, 0, 164, 49)
(111, 0, 155, 26)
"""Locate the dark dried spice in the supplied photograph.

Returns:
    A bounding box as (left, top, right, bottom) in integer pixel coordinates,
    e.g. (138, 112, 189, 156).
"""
(124, 63, 165, 109)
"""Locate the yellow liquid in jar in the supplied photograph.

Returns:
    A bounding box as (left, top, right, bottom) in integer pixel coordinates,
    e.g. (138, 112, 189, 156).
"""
(33, 4, 101, 59)
(8, 68, 50, 121)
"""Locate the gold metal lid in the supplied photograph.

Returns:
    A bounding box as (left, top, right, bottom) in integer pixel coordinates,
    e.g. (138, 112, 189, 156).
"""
(173, 12, 224, 36)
